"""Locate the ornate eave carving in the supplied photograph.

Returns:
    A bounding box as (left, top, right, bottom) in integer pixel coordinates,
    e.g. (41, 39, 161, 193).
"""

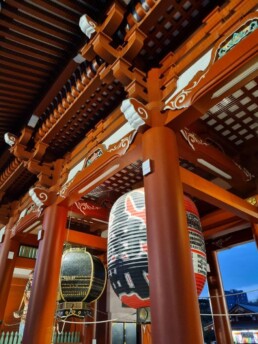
(217, 19, 257, 59)
(107, 131, 136, 154)
(163, 12, 258, 111)
(59, 130, 137, 199)
(233, 162, 254, 182)
(1, 126, 57, 190)
(180, 128, 209, 151)
(70, 200, 109, 222)
(179, 128, 254, 185)
(85, 145, 105, 168)
(164, 72, 207, 110)
(11, 210, 41, 238)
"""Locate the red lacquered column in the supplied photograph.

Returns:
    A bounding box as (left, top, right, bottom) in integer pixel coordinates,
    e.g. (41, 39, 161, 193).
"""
(23, 205, 67, 344)
(142, 126, 203, 344)
(207, 250, 233, 344)
(0, 226, 19, 328)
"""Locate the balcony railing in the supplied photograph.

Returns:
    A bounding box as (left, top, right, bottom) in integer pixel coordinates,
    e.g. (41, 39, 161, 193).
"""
(0, 331, 81, 344)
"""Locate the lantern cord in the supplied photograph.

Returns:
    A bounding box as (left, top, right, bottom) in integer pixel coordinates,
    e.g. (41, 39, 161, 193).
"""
(56, 314, 69, 334)
(3, 321, 21, 327)
(66, 214, 72, 244)
(200, 312, 258, 316)
(58, 318, 118, 324)
(57, 310, 258, 323)
(200, 287, 258, 299)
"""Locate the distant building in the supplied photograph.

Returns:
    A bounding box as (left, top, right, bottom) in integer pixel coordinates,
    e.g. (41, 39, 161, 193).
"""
(230, 304, 258, 343)
(202, 303, 258, 343)
(225, 290, 248, 310)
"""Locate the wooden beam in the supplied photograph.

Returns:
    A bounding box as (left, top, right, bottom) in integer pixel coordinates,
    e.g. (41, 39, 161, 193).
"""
(180, 167, 258, 222)
(203, 219, 248, 240)
(0, 49, 50, 70)
(206, 227, 253, 251)
(201, 209, 243, 231)
(7, 0, 79, 32)
(176, 131, 251, 193)
(59, 134, 142, 207)
(165, 30, 258, 129)
(15, 257, 36, 269)
(67, 229, 107, 251)
(17, 234, 39, 247)
(33, 58, 79, 116)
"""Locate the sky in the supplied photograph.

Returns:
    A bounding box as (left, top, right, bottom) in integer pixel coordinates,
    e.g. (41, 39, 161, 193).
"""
(200, 241, 258, 302)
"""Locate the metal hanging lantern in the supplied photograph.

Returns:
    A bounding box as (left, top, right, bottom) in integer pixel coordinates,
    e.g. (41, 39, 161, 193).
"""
(57, 247, 107, 317)
(107, 188, 207, 310)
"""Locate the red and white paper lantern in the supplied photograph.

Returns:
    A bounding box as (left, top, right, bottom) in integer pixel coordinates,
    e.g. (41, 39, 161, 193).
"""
(108, 188, 207, 309)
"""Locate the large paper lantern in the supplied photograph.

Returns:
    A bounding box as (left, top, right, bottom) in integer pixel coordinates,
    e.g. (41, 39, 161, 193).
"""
(58, 247, 107, 317)
(107, 188, 206, 309)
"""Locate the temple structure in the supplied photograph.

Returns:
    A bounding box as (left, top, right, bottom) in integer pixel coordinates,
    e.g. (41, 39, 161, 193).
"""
(0, 0, 257, 343)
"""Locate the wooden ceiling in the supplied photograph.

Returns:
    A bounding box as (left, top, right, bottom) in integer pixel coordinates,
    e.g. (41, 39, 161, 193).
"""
(0, 0, 257, 232)
(0, 0, 111, 156)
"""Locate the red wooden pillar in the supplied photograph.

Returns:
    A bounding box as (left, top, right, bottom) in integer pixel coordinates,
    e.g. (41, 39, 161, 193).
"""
(96, 288, 110, 344)
(141, 324, 152, 344)
(23, 204, 68, 344)
(206, 250, 233, 344)
(81, 313, 93, 344)
(0, 224, 19, 328)
(142, 126, 203, 344)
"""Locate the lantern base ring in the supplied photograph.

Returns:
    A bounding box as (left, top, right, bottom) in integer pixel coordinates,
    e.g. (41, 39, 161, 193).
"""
(57, 301, 92, 318)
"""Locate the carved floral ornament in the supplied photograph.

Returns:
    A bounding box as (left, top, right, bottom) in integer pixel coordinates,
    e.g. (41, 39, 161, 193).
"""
(233, 162, 254, 182)
(164, 73, 207, 111)
(180, 128, 209, 151)
(107, 131, 136, 153)
(180, 128, 254, 182)
(59, 180, 73, 199)
(10, 202, 39, 237)
(75, 201, 102, 213)
(217, 19, 258, 59)
(59, 130, 136, 199)
(58, 98, 148, 199)
(212, 235, 232, 249)
(85, 146, 104, 167)
(164, 15, 258, 111)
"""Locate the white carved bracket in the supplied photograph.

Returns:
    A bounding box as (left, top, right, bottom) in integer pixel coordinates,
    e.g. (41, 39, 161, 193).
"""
(0, 226, 5, 243)
(29, 187, 49, 211)
(4, 132, 18, 146)
(79, 14, 97, 39)
(121, 98, 149, 130)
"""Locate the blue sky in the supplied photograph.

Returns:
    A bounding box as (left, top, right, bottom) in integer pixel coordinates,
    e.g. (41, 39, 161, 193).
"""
(200, 241, 258, 302)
